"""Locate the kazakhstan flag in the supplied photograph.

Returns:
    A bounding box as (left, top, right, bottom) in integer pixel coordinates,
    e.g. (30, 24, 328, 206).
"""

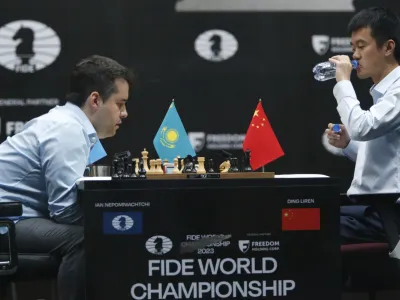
(153, 100, 195, 162)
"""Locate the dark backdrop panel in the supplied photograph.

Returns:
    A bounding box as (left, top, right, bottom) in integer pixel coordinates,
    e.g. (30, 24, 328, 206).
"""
(1, 0, 395, 192)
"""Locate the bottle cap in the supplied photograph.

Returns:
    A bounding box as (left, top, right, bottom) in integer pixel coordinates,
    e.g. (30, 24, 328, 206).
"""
(351, 60, 359, 69)
(332, 124, 341, 133)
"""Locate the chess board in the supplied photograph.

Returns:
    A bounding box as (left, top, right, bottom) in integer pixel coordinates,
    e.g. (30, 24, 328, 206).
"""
(145, 172, 275, 180)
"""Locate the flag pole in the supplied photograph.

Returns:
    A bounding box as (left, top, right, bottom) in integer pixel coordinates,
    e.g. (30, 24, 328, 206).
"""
(259, 98, 263, 173)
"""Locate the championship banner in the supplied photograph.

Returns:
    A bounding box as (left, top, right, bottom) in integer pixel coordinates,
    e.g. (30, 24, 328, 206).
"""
(82, 179, 341, 300)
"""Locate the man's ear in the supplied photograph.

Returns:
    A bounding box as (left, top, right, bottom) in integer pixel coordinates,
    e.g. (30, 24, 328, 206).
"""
(88, 91, 102, 109)
(385, 39, 396, 57)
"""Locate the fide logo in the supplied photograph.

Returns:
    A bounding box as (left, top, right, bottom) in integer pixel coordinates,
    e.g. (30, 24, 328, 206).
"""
(195, 29, 238, 62)
(238, 240, 250, 253)
(111, 215, 135, 231)
(0, 20, 61, 73)
(146, 235, 173, 255)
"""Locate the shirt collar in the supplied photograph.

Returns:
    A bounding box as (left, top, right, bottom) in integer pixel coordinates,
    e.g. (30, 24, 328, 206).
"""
(62, 102, 98, 147)
(370, 66, 400, 97)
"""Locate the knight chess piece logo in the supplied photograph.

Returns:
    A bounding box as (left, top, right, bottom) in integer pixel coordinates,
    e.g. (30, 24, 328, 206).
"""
(195, 29, 238, 62)
(111, 215, 135, 231)
(312, 35, 330, 56)
(238, 240, 250, 253)
(0, 20, 61, 73)
(145, 235, 173, 255)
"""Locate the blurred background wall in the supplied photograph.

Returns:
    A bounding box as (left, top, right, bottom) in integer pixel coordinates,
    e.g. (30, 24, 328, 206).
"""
(1, 0, 399, 192)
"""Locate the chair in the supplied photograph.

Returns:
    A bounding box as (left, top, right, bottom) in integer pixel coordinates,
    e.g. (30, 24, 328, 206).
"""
(0, 201, 59, 300)
(341, 193, 400, 300)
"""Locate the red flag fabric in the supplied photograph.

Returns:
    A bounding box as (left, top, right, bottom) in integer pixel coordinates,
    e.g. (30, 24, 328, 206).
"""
(281, 208, 320, 231)
(242, 100, 284, 170)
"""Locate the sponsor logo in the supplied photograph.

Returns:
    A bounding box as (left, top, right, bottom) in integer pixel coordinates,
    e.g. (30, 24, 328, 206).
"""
(189, 132, 245, 151)
(239, 239, 280, 252)
(312, 35, 352, 56)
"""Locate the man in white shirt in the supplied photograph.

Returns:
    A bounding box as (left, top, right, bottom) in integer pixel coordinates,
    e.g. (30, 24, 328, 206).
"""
(0, 55, 133, 299)
(325, 7, 400, 244)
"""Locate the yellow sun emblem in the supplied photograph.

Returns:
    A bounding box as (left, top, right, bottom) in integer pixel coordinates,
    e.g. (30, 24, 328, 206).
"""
(160, 127, 179, 148)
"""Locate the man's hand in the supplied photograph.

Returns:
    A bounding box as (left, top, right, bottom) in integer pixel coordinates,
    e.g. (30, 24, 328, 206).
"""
(328, 55, 353, 82)
(325, 123, 350, 149)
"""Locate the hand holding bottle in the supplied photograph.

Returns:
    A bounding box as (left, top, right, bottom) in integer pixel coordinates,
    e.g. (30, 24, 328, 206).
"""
(328, 55, 355, 82)
(325, 123, 350, 148)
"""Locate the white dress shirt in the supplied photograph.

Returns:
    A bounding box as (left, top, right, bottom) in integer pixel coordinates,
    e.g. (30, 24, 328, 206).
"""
(0, 102, 102, 224)
(334, 66, 400, 195)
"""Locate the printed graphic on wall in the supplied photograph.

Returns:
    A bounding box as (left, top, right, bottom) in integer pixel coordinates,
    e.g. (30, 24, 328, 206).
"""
(0, 20, 61, 73)
(176, 0, 355, 12)
(194, 29, 238, 62)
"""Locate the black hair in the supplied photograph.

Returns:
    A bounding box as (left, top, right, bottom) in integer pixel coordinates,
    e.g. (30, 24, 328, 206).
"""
(348, 6, 400, 63)
(65, 55, 134, 107)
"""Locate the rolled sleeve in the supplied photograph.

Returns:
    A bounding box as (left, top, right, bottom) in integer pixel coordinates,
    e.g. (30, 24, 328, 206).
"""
(342, 140, 359, 162)
(334, 81, 400, 141)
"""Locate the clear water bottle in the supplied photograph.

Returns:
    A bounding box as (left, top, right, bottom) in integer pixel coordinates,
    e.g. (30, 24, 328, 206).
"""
(313, 60, 358, 81)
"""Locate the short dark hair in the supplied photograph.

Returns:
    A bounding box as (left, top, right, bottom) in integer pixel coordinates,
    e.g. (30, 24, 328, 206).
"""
(65, 55, 134, 107)
(348, 6, 400, 63)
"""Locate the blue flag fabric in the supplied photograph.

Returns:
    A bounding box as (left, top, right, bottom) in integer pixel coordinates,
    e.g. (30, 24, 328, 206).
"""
(88, 139, 107, 165)
(153, 101, 195, 162)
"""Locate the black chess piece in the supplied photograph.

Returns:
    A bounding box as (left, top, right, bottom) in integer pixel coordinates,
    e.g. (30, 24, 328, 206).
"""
(228, 157, 239, 172)
(138, 158, 147, 178)
(207, 159, 215, 173)
(112, 158, 121, 179)
(122, 157, 131, 179)
(192, 156, 198, 173)
(177, 157, 182, 171)
(183, 155, 196, 173)
(243, 150, 252, 172)
(123, 163, 133, 179)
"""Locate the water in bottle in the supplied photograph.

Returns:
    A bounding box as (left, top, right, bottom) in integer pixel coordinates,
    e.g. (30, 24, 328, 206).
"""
(313, 60, 358, 81)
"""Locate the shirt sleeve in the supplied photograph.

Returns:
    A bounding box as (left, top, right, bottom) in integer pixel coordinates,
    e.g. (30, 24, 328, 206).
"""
(342, 140, 359, 162)
(334, 80, 400, 141)
(38, 122, 89, 224)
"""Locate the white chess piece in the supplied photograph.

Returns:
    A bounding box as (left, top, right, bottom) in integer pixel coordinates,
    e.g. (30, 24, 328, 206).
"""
(197, 157, 206, 174)
(141, 149, 150, 172)
(172, 158, 180, 174)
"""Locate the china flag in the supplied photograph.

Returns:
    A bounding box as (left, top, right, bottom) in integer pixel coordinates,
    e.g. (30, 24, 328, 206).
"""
(282, 208, 320, 231)
(242, 100, 284, 170)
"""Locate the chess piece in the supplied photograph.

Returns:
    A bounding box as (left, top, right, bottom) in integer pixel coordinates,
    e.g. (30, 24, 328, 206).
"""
(148, 159, 156, 174)
(219, 160, 231, 173)
(207, 159, 215, 173)
(183, 155, 196, 173)
(123, 163, 133, 179)
(138, 159, 147, 178)
(156, 159, 164, 174)
(131, 161, 137, 178)
(243, 150, 252, 172)
(197, 157, 206, 174)
(177, 156, 182, 172)
(112, 159, 120, 178)
(141, 148, 150, 172)
(228, 157, 239, 172)
(163, 159, 169, 173)
(133, 158, 139, 175)
(172, 158, 181, 174)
